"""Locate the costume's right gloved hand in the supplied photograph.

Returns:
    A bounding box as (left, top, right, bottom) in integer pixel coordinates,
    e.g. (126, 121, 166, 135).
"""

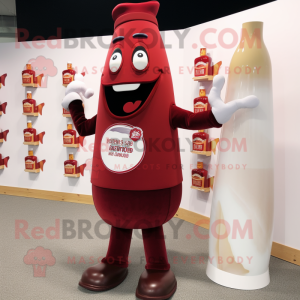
(209, 75, 259, 124)
(62, 73, 94, 111)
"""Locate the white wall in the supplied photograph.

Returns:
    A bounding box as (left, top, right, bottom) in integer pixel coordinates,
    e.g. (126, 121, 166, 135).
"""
(0, 0, 299, 251)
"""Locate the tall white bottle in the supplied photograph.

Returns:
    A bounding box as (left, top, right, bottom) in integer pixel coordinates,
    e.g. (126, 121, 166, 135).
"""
(206, 22, 274, 290)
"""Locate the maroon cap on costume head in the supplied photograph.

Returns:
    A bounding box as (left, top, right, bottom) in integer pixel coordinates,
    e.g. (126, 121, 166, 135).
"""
(112, 1, 160, 29)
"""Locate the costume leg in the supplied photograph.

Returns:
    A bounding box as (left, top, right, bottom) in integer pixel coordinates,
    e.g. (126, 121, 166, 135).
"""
(102, 226, 133, 268)
(79, 226, 132, 291)
(142, 225, 170, 270)
(136, 225, 177, 299)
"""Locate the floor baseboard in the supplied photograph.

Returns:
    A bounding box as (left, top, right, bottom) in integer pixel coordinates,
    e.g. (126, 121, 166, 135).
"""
(0, 185, 299, 267)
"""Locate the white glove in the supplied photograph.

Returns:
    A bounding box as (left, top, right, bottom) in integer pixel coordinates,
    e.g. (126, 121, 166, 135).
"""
(62, 73, 94, 111)
(209, 75, 259, 124)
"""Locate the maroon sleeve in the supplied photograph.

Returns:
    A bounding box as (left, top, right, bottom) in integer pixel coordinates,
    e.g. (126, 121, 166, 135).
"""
(170, 104, 222, 130)
(68, 100, 97, 136)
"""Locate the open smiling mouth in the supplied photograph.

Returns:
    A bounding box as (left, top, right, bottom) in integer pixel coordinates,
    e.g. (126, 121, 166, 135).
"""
(104, 79, 158, 117)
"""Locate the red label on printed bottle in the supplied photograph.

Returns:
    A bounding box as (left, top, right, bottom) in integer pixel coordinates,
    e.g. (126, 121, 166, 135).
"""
(22, 77, 31, 84)
(24, 133, 33, 142)
(193, 142, 204, 151)
(63, 74, 74, 85)
(64, 134, 74, 144)
(195, 63, 208, 76)
(23, 103, 33, 113)
(65, 165, 75, 174)
(194, 103, 208, 113)
(25, 160, 34, 170)
(192, 175, 204, 187)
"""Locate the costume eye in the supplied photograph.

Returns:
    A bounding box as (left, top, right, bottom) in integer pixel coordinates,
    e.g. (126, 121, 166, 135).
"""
(109, 48, 122, 73)
(132, 46, 148, 71)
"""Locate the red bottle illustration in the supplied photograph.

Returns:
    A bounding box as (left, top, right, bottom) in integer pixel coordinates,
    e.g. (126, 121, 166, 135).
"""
(64, 153, 86, 177)
(192, 130, 210, 152)
(194, 48, 212, 77)
(24, 149, 46, 173)
(0, 128, 9, 143)
(22, 63, 35, 86)
(64, 153, 77, 174)
(62, 62, 76, 87)
(22, 63, 43, 87)
(23, 121, 45, 145)
(25, 149, 38, 170)
(22, 92, 45, 116)
(191, 162, 208, 188)
(0, 73, 7, 89)
(63, 123, 84, 148)
(0, 102, 7, 115)
(194, 86, 210, 113)
(0, 153, 9, 169)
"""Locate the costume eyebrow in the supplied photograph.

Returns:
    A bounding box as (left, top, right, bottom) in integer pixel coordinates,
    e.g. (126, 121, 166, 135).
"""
(132, 33, 148, 38)
(112, 36, 124, 43)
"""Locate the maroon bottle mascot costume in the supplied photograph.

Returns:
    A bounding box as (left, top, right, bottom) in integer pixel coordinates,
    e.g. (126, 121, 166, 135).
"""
(63, 2, 230, 299)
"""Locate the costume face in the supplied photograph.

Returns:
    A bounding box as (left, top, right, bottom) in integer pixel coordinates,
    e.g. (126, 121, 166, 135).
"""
(101, 20, 169, 118)
(92, 4, 182, 191)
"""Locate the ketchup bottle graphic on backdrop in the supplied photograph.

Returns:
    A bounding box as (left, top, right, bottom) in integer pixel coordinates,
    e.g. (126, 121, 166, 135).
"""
(62, 2, 259, 299)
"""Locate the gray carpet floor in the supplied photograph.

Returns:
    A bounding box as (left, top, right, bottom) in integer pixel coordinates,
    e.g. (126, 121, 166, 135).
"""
(1, 194, 299, 300)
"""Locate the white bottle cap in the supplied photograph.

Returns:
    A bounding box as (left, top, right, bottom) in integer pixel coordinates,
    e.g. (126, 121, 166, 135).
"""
(67, 61, 72, 64)
(29, 148, 34, 151)
(27, 120, 32, 123)
(27, 91, 32, 94)
(27, 63, 31, 65)
(67, 122, 73, 125)
(199, 86, 205, 90)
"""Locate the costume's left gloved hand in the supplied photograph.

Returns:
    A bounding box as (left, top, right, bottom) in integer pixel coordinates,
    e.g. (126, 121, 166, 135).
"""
(62, 73, 94, 111)
(209, 75, 259, 124)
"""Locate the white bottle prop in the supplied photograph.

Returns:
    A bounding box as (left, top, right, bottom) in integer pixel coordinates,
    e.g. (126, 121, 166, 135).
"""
(206, 22, 274, 290)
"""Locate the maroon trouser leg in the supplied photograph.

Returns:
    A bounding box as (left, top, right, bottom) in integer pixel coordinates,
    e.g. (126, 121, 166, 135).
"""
(103, 225, 170, 270)
(102, 226, 133, 268)
(142, 225, 170, 271)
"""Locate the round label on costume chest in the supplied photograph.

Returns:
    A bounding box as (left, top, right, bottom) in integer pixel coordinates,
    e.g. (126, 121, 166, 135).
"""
(101, 123, 145, 173)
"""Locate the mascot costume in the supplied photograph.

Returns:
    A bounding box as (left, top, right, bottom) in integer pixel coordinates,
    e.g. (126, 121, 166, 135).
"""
(62, 1, 259, 299)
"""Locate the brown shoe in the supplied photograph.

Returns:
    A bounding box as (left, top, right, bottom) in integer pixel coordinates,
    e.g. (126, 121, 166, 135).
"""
(136, 269, 177, 300)
(79, 262, 128, 291)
